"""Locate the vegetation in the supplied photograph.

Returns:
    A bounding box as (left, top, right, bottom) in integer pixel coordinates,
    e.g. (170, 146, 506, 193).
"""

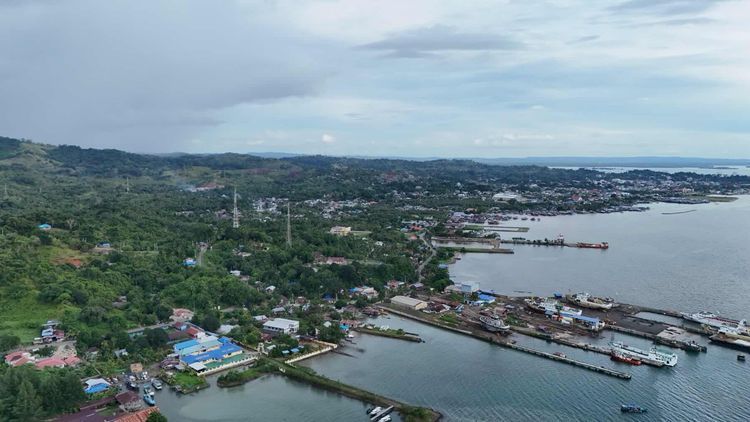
(0, 365, 86, 420)
(164, 372, 208, 394)
(217, 360, 275, 387)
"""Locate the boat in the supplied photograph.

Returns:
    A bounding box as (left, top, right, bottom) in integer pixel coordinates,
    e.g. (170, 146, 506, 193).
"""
(479, 315, 511, 333)
(610, 341, 678, 367)
(524, 298, 583, 316)
(127, 380, 138, 390)
(568, 292, 614, 310)
(709, 334, 750, 352)
(553, 352, 566, 358)
(143, 394, 155, 406)
(378, 416, 391, 422)
(621, 404, 647, 413)
(143, 385, 154, 397)
(368, 407, 382, 416)
(681, 311, 743, 331)
(738, 354, 746, 362)
(576, 242, 609, 249)
(151, 379, 163, 390)
(610, 351, 642, 366)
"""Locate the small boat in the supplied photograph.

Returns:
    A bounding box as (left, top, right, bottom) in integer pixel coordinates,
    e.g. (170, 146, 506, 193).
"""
(151, 379, 163, 390)
(611, 351, 642, 366)
(143, 385, 154, 397)
(738, 354, 746, 362)
(378, 416, 392, 422)
(127, 380, 138, 390)
(143, 394, 155, 406)
(621, 404, 646, 413)
(553, 352, 566, 358)
(369, 406, 382, 416)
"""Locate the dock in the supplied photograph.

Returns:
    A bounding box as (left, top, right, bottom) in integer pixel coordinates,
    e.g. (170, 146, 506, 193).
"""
(379, 305, 631, 380)
(353, 327, 424, 342)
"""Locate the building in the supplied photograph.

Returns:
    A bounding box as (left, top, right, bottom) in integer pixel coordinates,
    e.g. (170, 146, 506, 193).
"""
(444, 282, 480, 295)
(263, 318, 300, 335)
(329, 226, 351, 236)
(390, 295, 428, 311)
(174, 336, 252, 375)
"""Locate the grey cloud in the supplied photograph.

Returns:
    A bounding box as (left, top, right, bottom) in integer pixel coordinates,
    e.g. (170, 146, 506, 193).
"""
(567, 35, 600, 44)
(360, 25, 523, 58)
(0, 0, 329, 151)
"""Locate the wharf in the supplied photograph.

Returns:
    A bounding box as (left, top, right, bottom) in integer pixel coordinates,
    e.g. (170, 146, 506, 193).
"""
(379, 305, 631, 380)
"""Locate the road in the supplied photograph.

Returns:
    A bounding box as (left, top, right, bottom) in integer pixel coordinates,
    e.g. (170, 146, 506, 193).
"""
(417, 233, 437, 283)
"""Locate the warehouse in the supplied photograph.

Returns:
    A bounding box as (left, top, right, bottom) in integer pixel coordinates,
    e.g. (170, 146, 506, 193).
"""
(390, 295, 428, 310)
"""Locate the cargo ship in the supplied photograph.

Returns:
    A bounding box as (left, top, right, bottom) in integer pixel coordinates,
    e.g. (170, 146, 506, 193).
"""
(524, 298, 583, 316)
(575, 242, 609, 249)
(710, 334, 750, 352)
(568, 292, 615, 310)
(479, 315, 511, 334)
(610, 341, 678, 367)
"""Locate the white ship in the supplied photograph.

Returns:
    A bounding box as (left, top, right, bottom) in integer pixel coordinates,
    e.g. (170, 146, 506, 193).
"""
(524, 298, 583, 316)
(479, 315, 511, 333)
(610, 341, 678, 367)
(568, 292, 614, 310)
(682, 311, 746, 333)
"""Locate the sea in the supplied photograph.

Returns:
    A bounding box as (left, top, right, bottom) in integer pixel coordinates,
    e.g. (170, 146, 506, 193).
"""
(158, 193, 750, 421)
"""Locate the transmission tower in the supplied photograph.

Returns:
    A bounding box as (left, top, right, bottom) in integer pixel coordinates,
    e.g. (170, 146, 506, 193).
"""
(286, 202, 292, 247)
(232, 187, 240, 228)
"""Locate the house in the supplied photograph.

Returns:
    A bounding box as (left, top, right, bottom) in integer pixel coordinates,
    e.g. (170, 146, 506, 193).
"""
(35, 357, 66, 369)
(350, 286, 378, 300)
(83, 378, 111, 394)
(444, 282, 480, 295)
(329, 226, 351, 236)
(326, 256, 348, 265)
(113, 407, 161, 422)
(271, 306, 286, 315)
(38, 223, 52, 230)
(263, 318, 299, 336)
(265, 285, 276, 293)
(253, 315, 269, 322)
(386, 280, 404, 290)
(4, 351, 33, 367)
(183, 258, 197, 267)
(390, 295, 428, 311)
(171, 308, 194, 322)
(185, 326, 202, 338)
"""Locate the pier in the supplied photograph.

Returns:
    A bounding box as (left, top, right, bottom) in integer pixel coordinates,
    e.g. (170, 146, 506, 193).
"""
(354, 326, 424, 342)
(379, 305, 632, 380)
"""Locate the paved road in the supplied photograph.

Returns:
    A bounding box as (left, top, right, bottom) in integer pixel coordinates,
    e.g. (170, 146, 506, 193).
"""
(417, 234, 437, 283)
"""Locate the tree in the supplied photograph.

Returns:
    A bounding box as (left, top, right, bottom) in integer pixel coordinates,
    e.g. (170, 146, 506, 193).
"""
(14, 380, 43, 421)
(202, 315, 220, 332)
(144, 328, 169, 349)
(146, 411, 168, 422)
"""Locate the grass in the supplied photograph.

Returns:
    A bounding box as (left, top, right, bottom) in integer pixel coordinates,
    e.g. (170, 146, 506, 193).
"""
(167, 371, 209, 393)
(0, 294, 70, 343)
(438, 313, 459, 326)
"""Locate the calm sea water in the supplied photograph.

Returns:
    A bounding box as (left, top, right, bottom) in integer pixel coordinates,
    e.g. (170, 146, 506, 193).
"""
(161, 196, 750, 421)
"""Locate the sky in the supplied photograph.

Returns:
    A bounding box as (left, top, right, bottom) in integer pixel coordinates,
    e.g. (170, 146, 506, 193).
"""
(1, 0, 749, 158)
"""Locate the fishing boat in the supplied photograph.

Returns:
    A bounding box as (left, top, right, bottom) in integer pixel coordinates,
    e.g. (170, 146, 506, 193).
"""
(568, 292, 614, 310)
(479, 315, 511, 334)
(621, 404, 647, 413)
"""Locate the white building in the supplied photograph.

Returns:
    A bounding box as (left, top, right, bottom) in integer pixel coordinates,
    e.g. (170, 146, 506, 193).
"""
(330, 226, 352, 236)
(263, 318, 300, 335)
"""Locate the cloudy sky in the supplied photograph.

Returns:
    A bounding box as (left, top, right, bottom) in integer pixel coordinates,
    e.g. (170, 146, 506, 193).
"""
(1, 0, 749, 157)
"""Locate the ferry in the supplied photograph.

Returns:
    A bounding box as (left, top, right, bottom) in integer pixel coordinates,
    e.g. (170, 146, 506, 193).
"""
(479, 315, 511, 334)
(681, 311, 743, 331)
(610, 341, 678, 367)
(524, 298, 583, 316)
(621, 404, 647, 414)
(568, 292, 614, 310)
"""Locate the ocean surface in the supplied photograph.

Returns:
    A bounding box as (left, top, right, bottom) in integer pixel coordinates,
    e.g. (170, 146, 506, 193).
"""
(160, 195, 750, 421)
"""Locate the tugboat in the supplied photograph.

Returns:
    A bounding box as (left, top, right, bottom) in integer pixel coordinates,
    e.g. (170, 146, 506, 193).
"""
(610, 351, 642, 366)
(621, 404, 647, 413)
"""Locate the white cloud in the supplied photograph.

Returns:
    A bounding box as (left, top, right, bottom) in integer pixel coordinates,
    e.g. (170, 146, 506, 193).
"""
(321, 133, 336, 144)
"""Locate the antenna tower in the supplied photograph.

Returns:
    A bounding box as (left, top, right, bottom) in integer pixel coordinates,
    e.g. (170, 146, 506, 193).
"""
(232, 187, 240, 228)
(286, 202, 292, 247)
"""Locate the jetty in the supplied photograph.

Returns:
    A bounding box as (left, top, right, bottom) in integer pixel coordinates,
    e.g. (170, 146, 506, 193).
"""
(264, 358, 442, 421)
(354, 326, 423, 342)
(379, 305, 632, 380)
